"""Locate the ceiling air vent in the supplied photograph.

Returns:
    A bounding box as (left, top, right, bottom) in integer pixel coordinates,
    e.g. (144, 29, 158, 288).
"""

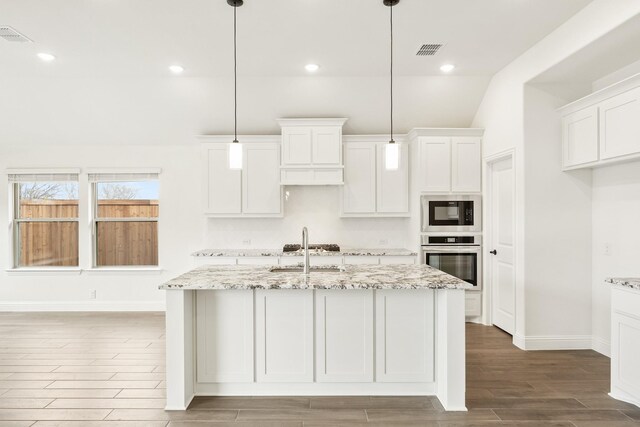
(0, 26, 33, 42)
(416, 44, 443, 56)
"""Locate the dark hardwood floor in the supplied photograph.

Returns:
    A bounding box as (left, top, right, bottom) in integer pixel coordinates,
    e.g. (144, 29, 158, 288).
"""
(0, 312, 638, 426)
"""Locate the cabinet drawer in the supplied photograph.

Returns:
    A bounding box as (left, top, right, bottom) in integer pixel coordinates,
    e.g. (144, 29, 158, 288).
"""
(193, 257, 237, 266)
(465, 292, 482, 317)
(344, 256, 379, 265)
(311, 256, 344, 266)
(237, 257, 278, 266)
(380, 256, 415, 265)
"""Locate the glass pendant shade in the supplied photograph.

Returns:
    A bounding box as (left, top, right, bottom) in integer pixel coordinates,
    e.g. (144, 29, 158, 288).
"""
(229, 142, 243, 170)
(385, 142, 399, 170)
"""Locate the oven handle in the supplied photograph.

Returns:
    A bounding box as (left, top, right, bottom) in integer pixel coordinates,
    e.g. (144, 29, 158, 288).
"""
(422, 246, 481, 253)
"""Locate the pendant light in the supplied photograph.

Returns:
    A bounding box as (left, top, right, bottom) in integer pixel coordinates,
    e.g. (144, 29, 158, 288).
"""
(384, 0, 400, 171)
(228, 0, 243, 170)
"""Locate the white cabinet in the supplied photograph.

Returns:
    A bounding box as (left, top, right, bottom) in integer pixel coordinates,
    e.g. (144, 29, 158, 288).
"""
(341, 141, 409, 216)
(562, 106, 599, 168)
(278, 118, 347, 185)
(204, 144, 242, 214)
(196, 290, 253, 383)
(559, 75, 640, 170)
(610, 285, 640, 407)
(377, 143, 409, 213)
(202, 141, 282, 217)
(342, 143, 376, 214)
(420, 137, 451, 193)
(243, 144, 282, 215)
(600, 87, 640, 161)
(418, 137, 481, 193)
(375, 289, 435, 383)
(379, 256, 416, 265)
(315, 290, 373, 382)
(465, 291, 481, 318)
(255, 290, 314, 383)
(452, 137, 482, 193)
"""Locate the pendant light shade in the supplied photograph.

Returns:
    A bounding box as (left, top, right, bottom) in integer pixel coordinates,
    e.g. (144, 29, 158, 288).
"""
(384, 0, 400, 171)
(385, 143, 399, 171)
(228, 0, 243, 170)
(229, 140, 243, 170)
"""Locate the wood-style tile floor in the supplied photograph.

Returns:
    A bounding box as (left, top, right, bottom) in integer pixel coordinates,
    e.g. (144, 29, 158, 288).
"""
(0, 312, 638, 426)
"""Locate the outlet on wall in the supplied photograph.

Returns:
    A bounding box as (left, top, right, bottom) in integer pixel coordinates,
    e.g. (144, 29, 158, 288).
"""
(604, 243, 611, 256)
(242, 239, 251, 246)
(379, 239, 389, 246)
(90, 290, 97, 300)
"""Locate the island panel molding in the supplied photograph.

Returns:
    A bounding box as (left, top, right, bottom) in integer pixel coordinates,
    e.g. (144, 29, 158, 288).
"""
(163, 264, 468, 411)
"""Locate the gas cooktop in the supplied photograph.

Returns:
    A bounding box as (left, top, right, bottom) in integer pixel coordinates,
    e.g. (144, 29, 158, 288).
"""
(282, 244, 341, 252)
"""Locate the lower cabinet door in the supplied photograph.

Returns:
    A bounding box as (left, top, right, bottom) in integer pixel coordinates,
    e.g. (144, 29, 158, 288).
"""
(196, 290, 254, 383)
(256, 290, 314, 383)
(316, 290, 373, 382)
(375, 289, 435, 383)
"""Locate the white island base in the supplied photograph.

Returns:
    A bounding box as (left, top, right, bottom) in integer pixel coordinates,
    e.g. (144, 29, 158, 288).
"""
(165, 288, 466, 412)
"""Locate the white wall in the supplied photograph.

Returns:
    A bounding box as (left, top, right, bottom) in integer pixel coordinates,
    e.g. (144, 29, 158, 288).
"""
(472, 0, 640, 347)
(205, 186, 411, 250)
(523, 85, 593, 343)
(0, 144, 205, 310)
(591, 161, 640, 356)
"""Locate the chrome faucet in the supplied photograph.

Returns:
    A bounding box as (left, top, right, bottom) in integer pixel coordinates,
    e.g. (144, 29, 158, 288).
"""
(302, 226, 310, 274)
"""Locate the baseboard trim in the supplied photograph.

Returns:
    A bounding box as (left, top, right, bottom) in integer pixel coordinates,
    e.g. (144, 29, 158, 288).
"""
(591, 336, 611, 357)
(519, 334, 593, 351)
(0, 301, 166, 312)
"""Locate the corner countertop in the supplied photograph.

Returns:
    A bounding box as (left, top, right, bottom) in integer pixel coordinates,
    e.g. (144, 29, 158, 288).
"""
(192, 248, 418, 257)
(606, 277, 640, 291)
(160, 264, 471, 291)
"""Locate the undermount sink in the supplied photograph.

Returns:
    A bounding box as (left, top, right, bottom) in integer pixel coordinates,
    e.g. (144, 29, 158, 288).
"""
(269, 266, 345, 273)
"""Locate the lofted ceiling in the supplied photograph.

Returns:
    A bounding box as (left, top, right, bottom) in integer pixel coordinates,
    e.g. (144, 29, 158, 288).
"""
(0, 0, 592, 78)
(0, 0, 593, 145)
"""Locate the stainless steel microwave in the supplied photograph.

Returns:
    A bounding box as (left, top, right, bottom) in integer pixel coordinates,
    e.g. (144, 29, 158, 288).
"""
(421, 195, 482, 233)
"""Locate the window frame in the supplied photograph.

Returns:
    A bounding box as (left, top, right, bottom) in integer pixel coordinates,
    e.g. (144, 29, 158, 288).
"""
(89, 174, 160, 269)
(8, 171, 81, 270)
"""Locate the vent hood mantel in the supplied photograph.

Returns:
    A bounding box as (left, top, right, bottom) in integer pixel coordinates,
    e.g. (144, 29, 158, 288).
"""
(277, 118, 348, 186)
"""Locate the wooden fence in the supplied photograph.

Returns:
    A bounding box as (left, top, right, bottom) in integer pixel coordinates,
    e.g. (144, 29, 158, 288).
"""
(18, 200, 158, 267)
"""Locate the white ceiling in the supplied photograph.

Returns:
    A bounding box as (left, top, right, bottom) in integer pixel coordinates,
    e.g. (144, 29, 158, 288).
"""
(0, 0, 592, 78)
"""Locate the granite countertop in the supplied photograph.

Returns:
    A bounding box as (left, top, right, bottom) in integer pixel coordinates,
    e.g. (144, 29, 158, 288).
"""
(606, 277, 640, 291)
(192, 248, 417, 257)
(160, 264, 471, 291)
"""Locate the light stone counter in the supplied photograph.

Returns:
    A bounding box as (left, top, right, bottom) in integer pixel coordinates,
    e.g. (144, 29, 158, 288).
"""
(192, 248, 417, 257)
(606, 277, 640, 291)
(160, 264, 469, 291)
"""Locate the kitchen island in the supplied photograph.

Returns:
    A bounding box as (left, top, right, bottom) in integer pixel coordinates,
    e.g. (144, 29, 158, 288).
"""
(160, 264, 471, 411)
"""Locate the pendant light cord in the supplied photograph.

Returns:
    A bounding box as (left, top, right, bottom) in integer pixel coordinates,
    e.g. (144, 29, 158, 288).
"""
(233, 3, 238, 143)
(389, 2, 394, 144)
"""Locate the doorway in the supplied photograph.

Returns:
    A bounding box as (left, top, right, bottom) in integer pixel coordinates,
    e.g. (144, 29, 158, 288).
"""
(486, 152, 516, 335)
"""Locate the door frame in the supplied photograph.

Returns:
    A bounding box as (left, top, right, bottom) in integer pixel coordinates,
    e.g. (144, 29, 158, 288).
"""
(483, 148, 517, 337)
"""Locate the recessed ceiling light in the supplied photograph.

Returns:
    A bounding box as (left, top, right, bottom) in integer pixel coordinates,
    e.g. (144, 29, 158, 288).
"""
(37, 53, 56, 62)
(305, 64, 320, 72)
(169, 65, 184, 74)
(440, 64, 455, 73)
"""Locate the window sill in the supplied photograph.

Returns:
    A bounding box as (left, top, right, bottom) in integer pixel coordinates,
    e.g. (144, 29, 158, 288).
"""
(5, 267, 83, 276)
(82, 267, 164, 275)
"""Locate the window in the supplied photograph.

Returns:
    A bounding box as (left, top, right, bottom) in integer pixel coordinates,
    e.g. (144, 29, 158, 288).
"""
(9, 172, 80, 268)
(89, 173, 159, 267)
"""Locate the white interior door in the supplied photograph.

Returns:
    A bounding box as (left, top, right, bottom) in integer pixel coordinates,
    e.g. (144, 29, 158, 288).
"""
(489, 156, 515, 335)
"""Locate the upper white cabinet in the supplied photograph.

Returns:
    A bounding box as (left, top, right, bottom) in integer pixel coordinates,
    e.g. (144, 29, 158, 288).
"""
(414, 134, 482, 193)
(599, 87, 640, 161)
(278, 118, 347, 185)
(562, 106, 599, 168)
(560, 73, 640, 170)
(201, 138, 282, 217)
(341, 139, 409, 217)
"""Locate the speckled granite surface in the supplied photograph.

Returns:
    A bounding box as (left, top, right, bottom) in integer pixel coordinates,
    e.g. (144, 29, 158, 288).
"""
(160, 264, 471, 291)
(192, 248, 417, 257)
(606, 277, 640, 291)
